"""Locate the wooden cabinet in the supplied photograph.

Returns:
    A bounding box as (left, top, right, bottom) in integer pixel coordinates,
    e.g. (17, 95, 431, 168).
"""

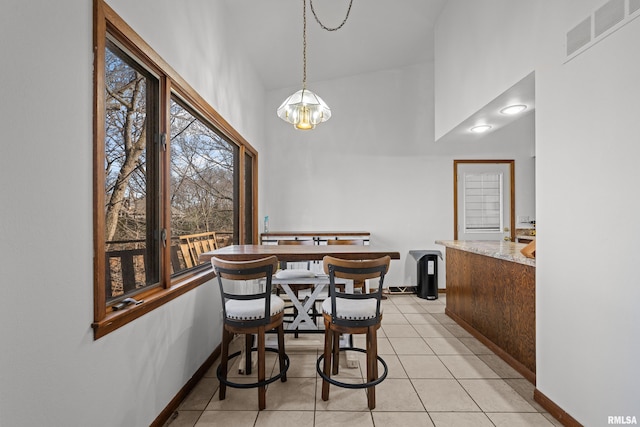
(441, 244, 536, 383)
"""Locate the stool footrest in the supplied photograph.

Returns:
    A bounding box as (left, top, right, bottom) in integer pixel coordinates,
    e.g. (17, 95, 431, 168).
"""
(316, 347, 388, 389)
(218, 348, 290, 389)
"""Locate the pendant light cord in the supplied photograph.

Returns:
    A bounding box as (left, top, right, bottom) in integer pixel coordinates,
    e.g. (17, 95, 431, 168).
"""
(302, 0, 353, 89)
(302, 0, 307, 89)
(310, 0, 354, 31)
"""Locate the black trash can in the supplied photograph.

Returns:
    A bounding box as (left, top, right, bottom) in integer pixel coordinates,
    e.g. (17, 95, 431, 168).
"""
(409, 250, 443, 300)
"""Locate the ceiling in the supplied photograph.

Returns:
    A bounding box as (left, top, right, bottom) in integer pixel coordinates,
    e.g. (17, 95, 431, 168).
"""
(222, 0, 447, 91)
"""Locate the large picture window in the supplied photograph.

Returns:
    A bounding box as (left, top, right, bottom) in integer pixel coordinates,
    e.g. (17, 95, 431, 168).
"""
(93, 1, 257, 338)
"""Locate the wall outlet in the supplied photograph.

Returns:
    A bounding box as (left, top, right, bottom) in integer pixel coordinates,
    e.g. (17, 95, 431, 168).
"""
(518, 216, 530, 223)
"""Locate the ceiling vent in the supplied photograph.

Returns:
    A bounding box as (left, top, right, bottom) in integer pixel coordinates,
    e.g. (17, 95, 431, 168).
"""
(566, 17, 592, 56)
(594, 0, 625, 37)
(566, 0, 640, 61)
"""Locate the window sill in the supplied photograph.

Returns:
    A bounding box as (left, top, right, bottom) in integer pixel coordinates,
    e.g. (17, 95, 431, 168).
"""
(92, 267, 216, 339)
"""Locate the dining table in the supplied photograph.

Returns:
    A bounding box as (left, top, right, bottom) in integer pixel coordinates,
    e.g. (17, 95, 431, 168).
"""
(199, 245, 401, 329)
(200, 244, 401, 370)
(198, 243, 401, 263)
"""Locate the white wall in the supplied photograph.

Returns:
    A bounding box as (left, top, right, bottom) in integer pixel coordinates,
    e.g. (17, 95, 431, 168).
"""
(0, 1, 264, 426)
(436, 0, 640, 424)
(264, 63, 535, 289)
(536, 1, 640, 423)
(0, 1, 540, 425)
(434, 0, 537, 140)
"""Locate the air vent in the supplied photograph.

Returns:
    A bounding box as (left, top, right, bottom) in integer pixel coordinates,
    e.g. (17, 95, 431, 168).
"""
(594, 0, 625, 37)
(566, 0, 639, 61)
(566, 17, 592, 56)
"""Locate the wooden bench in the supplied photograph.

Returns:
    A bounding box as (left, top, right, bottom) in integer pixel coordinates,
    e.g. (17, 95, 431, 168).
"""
(179, 231, 219, 268)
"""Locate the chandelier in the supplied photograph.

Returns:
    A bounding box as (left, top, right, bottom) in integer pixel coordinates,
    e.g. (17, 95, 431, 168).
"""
(277, 0, 353, 130)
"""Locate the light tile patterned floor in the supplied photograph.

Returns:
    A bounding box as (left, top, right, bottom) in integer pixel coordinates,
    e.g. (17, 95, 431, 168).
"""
(165, 294, 561, 427)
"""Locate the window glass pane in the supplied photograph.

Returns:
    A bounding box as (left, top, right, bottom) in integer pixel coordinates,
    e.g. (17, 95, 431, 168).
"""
(104, 41, 160, 303)
(464, 172, 502, 231)
(169, 98, 236, 273)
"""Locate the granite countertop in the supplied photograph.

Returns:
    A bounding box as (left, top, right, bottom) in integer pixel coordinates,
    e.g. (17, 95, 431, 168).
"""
(435, 240, 536, 267)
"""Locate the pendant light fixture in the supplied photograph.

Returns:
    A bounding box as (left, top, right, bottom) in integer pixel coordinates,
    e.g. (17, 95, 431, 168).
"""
(277, 0, 353, 130)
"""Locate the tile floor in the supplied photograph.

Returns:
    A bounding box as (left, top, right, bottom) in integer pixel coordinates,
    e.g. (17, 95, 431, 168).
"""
(165, 294, 561, 427)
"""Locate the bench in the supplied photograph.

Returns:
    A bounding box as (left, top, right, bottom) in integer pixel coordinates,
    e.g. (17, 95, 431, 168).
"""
(179, 231, 219, 268)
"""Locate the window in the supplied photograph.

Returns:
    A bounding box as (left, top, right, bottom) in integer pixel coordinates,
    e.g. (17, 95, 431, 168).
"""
(169, 97, 238, 275)
(463, 172, 503, 232)
(104, 40, 161, 302)
(93, 0, 257, 338)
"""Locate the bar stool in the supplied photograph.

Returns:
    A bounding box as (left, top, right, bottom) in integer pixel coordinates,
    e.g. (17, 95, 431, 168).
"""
(316, 255, 390, 410)
(211, 256, 289, 410)
(326, 239, 366, 292)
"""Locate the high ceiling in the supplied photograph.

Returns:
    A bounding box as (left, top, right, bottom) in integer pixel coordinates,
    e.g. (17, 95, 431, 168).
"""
(222, 0, 447, 91)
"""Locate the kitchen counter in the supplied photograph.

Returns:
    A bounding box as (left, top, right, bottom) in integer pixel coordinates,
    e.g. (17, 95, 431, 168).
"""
(436, 239, 536, 383)
(435, 240, 535, 267)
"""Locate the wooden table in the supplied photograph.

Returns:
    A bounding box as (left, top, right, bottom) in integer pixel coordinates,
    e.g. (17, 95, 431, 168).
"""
(198, 244, 401, 263)
(270, 276, 349, 330)
(202, 244, 400, 370)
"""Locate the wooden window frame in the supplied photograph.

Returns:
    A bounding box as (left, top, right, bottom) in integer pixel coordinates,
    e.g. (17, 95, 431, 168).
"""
(92, 0, 258, 339)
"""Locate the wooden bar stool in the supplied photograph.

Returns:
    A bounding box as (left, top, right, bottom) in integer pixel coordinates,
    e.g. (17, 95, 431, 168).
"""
(211, 256, 289, 410)
(326, 239, 366, 293)
(316, 255, 390, 410)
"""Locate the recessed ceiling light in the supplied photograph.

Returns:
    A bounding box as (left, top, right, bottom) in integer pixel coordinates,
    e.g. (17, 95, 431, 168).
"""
(470, 124, 492, 133)
(500, 104, 527, 115)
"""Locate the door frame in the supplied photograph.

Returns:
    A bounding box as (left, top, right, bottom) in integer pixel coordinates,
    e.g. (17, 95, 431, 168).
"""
(453, 160, 515, 241)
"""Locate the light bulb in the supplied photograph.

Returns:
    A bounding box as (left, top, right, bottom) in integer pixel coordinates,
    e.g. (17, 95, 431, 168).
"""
(500, 104, 527, 115)
(470, 124, 492, 133)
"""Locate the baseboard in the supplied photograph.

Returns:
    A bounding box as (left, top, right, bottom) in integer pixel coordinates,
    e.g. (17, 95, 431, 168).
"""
(387, 286, 447, 295)
(150, 345, 221, 427)
(445, 308, 536, 384)
(534, 389, 583, 427)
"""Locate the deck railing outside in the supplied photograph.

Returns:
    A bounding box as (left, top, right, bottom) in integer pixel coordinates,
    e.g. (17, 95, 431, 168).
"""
(105, 232, 232, 300)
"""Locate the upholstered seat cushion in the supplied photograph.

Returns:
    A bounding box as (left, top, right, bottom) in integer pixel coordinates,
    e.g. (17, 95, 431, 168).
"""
(275, 269, 316, 279)
(321, 297, 382, 321)
(225, 295, 285, 321)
